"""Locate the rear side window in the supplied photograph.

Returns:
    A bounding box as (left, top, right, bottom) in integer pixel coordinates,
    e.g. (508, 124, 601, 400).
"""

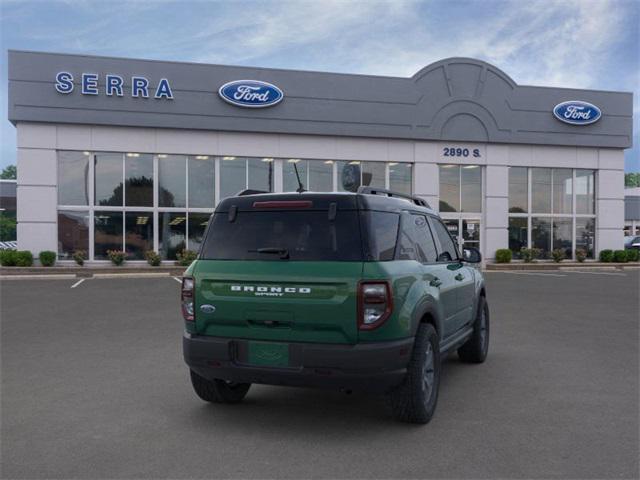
(201, 210, 363, 261)
(361, 211, 399, 261)
(397, 214, 437, 263)
(430, 217, 459, 262)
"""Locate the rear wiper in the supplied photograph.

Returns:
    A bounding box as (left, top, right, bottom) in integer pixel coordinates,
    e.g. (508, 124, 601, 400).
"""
(248, 247, 290, 260)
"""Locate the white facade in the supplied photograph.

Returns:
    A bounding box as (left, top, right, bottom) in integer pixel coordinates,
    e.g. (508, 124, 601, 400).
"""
(16, 122, 626, 261)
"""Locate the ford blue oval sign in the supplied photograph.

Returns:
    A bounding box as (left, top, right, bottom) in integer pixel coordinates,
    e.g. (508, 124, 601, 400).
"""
(218, 80, 284, 108)
(553, 100, 601, 125)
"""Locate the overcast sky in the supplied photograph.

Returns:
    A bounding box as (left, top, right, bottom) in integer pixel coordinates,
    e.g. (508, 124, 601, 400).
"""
(1, 0, 638, 171)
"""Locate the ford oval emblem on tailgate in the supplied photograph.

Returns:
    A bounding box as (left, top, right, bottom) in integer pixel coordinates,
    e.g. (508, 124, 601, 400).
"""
(200, 304, 216, 314)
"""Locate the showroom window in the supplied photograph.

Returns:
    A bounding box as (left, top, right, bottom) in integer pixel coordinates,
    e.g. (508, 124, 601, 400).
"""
(188, 156, 215, 208)
(58, 151, 90, 206)
(124, 153, 153, 207)
(220, 157, 273, 199)
(57, 152, 411, 261)
(94, 211, 123, 260)
(158, 155, 186, 208)
(282, 160, 411, 194)
(125, 212, 153, 260)
(57, 150, 219, 261)
(336, 161, 411, 193)
(438, 165, 482, 213)
(58, 210, 89, 259)
(283, 159, 333, 192)
(508, 168, 596, 259)
(388, 163, 412, 195)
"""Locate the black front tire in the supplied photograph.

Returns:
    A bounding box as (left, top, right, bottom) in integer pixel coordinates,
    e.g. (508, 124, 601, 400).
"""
(190, 370, 251, 404)
(458, 295, 489, 363)
(388, 323, 441, 424)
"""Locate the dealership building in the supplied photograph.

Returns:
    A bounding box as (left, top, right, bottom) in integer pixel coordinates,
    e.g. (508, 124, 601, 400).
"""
(7, 50, 633, 262)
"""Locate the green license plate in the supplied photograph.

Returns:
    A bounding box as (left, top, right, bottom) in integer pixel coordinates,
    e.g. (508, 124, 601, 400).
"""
(247, 341, 289, 367)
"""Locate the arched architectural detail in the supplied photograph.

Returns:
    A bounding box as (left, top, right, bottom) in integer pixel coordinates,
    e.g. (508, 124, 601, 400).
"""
(441, 113, 488, 142)
(412, 57, 517, 91)
(429, 100, 501, 142)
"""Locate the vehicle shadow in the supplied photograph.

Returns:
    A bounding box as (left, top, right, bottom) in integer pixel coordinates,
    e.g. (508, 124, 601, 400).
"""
(182, 354, 481, 435)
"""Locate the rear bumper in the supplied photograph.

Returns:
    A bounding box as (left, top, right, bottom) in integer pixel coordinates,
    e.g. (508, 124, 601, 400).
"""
(183, 333, 413, 393)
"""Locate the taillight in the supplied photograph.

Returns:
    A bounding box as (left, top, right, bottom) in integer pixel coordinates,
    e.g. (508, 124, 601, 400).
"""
(181, 277, 194, 322)
(358, 281, 393, 330)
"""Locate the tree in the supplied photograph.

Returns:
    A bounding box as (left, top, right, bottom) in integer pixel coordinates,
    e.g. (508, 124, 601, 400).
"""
(625, 172, 640, 188)
(1, 165, 16, 179)
(0, 215, 16, 241)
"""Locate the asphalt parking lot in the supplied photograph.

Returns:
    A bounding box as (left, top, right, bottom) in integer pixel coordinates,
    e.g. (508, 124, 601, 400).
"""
(1, 270, 638, 479)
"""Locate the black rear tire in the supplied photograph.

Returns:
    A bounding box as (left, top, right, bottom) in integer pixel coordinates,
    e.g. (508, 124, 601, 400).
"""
(458, 295, 489, 363)
(190, 370, 251, 404)
(388, 323, 441, 424)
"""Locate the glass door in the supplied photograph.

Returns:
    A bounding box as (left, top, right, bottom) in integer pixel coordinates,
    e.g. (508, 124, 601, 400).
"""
(462, 219, 480, 251)
(441, 218, 481, 256)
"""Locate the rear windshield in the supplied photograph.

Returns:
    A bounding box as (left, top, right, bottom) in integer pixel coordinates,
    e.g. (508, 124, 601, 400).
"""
(201, 210, 363, 261)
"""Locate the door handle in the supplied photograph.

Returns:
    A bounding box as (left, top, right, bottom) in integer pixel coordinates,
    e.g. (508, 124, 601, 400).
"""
(429, 277, 442, 287)
(455, 273, 464, 281)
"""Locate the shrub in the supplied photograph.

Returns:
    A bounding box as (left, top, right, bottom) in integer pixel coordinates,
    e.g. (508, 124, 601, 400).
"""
(495, 249, 512, 263)
(176, 249, 198, 267)
(39, 250, 56, 267)
(144, 250, 161, 266)
(73, 250, 87, 266)
(575, 249, 587, 263)
(520, 247, 542, 263)
(0, 249, 17, 266)
(15, 250, 34, 267)
(599, 249, 614, 262)
(520, 248, 533, 263)
(613, 250, 628, 263)
(551, 249, 565, 263)
(107, 250, 127, 266)
(626, 249, 639, 262)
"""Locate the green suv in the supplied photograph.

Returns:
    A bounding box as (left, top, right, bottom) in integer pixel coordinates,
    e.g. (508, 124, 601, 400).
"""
(182, 187, 489, 423)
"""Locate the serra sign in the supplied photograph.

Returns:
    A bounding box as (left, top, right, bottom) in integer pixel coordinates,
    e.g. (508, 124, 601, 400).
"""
(55, 72, 174, 99)
(218, 80, 284, 108)
(553, 101, 601, 125)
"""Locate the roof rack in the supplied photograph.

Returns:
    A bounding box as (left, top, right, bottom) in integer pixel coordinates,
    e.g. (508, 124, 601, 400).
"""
(237, 189, 269, 196)
(357, 186, 430, 208)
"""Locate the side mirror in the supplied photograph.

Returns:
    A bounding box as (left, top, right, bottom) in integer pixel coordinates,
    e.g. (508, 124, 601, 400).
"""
(437, 252, 453, 262)
(463, 247, 482, 263)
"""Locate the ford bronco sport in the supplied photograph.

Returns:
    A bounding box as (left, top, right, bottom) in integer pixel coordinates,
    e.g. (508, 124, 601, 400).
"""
(182, 187, 489, 424)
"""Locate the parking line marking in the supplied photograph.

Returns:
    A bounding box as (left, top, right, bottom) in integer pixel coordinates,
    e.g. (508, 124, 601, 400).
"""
(173, 276, 182, 283)
(491, 271, 567, 277)
(567, 270, 626, 276)
(70, 278, 86, 288)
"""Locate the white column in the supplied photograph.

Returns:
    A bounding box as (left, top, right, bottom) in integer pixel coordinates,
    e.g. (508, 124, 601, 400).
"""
(484, 165, 509, 261)
(414, 141, 438, 209)
(273, 159, 284, 192)
(596, 149, 625, 253)
(16, 123, 58, 257)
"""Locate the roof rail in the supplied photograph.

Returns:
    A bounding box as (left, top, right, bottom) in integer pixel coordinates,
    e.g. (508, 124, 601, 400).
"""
(237, 189, 269, 196)
(357, 186, 430, 208)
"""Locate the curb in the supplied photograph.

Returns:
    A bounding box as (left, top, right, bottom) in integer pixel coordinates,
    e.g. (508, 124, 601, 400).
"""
(0, 274, 78, 280)
(0, 267, 186, 277)
(0, 267, 187, 278)
(92, 272, 179, 279)
(485, 262, 637, 271)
